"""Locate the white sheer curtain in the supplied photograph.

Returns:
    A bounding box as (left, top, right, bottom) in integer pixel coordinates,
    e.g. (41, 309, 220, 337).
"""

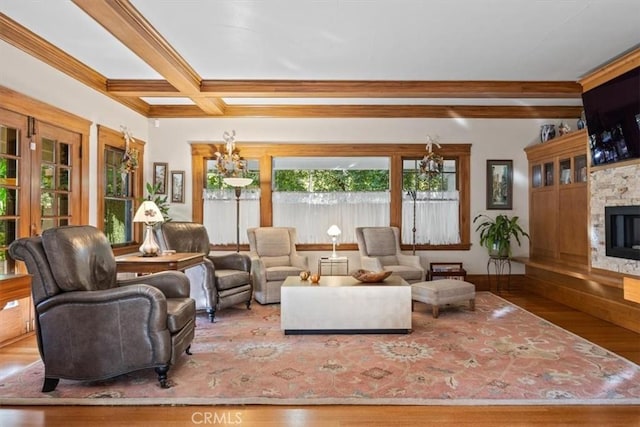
(402, 191, 460, 245)
(203, 189, 260, 245)
(272, 191, 390, 243)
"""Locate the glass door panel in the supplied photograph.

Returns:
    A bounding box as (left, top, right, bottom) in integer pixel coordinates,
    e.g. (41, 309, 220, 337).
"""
(574, 154, 587, 183)
(532, 164, 542, 188)
(559, 159, 571, 184)
(34, 125, 81, 234)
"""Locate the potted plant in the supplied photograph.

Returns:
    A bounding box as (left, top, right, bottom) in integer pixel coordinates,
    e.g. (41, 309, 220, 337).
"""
(473, 213, 529, 257)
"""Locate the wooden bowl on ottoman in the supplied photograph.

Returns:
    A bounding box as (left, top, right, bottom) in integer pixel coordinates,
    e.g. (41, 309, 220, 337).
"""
(351, 269, 392, 283)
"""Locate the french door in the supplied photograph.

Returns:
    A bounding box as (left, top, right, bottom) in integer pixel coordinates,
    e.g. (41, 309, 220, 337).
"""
(0, 107, 83, 274)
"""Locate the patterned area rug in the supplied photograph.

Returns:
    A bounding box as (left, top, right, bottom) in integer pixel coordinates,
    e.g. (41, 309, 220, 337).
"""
(1, 292, 638, 406)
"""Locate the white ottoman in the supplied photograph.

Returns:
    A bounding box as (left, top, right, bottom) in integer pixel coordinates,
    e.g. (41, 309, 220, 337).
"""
(411, 279, 476, 318)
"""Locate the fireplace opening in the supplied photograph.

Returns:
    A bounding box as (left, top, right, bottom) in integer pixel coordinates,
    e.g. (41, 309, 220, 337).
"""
(605, 205, 640, 261)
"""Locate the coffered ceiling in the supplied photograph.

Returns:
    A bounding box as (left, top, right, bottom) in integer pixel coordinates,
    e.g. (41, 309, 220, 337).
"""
(1, 0, 639, 119)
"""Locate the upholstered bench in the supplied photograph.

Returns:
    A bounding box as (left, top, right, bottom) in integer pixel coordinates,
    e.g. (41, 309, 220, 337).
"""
(411, 279, 475, 318)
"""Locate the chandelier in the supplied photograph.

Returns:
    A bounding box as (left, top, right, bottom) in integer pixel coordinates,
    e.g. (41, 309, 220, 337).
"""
(214, 130, 247, 178)
(419, 135, 443, 178)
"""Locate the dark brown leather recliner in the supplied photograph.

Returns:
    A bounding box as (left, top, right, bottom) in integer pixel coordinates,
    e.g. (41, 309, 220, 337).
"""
(8, 225, 196, 392)
(155, 222, 252, 322)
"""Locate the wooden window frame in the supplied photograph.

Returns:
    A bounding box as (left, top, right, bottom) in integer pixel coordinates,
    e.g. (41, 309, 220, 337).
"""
(97, 125, 145, 255)
(191, 143, 471, 252)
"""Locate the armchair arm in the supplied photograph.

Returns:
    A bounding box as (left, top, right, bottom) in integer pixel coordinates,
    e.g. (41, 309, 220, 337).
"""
(360, 256, 384, 272)
(396, 253, 423, 269)
(208, 253, 251, 272)
(250, 257, 267, 289)
(290, 254, 309, 270)
(117, 271, 190, 298)
(35, 285, 172, 380)
(37, 285, 168, 330)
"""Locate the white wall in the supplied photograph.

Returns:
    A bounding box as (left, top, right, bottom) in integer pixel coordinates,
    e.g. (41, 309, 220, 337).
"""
(2, 39, 576, 275)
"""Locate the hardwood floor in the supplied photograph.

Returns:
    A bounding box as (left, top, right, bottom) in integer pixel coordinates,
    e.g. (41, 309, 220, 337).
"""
(0, 289, 638, 427)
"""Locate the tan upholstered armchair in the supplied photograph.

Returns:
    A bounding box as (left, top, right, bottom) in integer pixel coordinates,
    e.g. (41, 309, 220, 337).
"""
(247, 227, 309, 304)
(8, 225, 196, 392)
(155, 222, 252, 322)
(355, 226, 425, 283)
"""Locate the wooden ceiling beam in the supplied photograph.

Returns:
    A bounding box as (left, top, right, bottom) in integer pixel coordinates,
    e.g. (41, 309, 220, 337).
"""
(148, 104, 582, 119)
(199, 80, 582, 99)
(0, 13, 150, 117)
(72, 0, 224, 115)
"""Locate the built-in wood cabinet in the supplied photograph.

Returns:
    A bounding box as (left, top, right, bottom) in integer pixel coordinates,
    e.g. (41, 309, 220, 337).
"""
(0, 274, 34, 346)
(525, 129, 589, 266)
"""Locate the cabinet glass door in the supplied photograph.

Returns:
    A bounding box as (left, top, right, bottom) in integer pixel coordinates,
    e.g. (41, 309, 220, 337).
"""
(559, 159, 571, 184)
(574, 154, 587, 183)
(544, 162, 554, 186)
(532, 164, 542, 188)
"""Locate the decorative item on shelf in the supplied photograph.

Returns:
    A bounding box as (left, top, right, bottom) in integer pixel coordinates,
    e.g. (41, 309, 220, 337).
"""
(576, 111, 586, 130)
(559, 122, 571, 136)
(351, 269, 392, 283)
(419, 135, 444, 178)
(217, 130, 253, 252)
(309, 273, 321, 284)
(327, 224, 341, 259)
(119, 126, 139, 173)
(540, 124, 556, 143)
(133, 200, 165, 257)
(299, 271, 310, 281)
(473, 213, 529, 258)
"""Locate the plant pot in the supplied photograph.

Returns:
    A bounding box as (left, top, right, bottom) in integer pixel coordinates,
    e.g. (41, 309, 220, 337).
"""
(489, 242, 510, 258)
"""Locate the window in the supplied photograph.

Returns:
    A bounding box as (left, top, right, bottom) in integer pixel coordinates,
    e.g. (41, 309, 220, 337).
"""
(203, 159, 260, 246)
(97, 125, 144, 252)
(191, 143, 471, 251)
(272, 157, 390, 244)
(402, 158, 460, 246)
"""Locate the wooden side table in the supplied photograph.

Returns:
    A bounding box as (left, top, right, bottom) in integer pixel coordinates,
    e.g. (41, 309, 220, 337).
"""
(115, 252, 206, 274)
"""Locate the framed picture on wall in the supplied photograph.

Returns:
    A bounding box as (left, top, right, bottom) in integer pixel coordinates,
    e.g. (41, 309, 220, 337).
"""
(171, 170, 185, 204)
(486, 160, 513, 210)
(153, 162, 168, 194)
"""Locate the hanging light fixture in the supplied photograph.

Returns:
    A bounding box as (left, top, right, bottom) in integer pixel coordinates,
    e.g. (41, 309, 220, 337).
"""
(419, 135, 444, 178)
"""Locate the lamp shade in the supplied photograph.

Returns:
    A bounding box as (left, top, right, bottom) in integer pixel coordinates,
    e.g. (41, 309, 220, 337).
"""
(133, 200, 164, 225)
(223, 177, 253, 187)
(327, 225, 341, 237)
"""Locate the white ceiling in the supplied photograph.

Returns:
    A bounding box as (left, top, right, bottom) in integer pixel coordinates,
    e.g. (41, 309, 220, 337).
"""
(1, 0, 639, 109)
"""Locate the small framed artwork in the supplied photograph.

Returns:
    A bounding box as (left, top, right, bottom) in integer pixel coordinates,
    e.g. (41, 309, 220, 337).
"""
(486, 160, 513, 210)
(171, 170, 185, 204)
(153, 162, 168, 194)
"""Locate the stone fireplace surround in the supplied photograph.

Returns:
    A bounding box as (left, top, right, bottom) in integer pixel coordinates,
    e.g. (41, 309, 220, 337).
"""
(590, 162, 640, 275)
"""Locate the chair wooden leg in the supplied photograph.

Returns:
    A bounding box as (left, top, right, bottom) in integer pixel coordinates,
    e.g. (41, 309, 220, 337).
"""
(470, 298, 475, 311)
(246, 299, 252, 310)
(206, 308, 215, 323)
(185, 345, 192, 355)
(432, 305, 439, 318)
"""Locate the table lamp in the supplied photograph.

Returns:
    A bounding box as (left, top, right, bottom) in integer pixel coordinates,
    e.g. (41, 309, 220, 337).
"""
(327, 224, 341, 259)
(133, 200, 164, 257)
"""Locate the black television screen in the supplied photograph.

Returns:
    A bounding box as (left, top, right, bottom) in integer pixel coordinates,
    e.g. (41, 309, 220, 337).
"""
(582, 67, 640, 166)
